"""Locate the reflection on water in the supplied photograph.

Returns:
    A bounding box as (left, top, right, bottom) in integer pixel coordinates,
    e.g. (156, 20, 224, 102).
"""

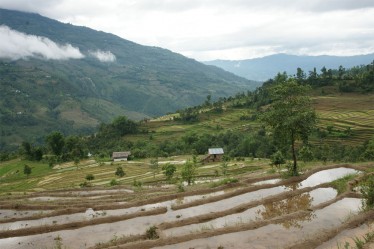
(256, 191, 315, 229)
(163, 188, 337, 237)
(156, 198, 362, 249)
(252, 179, 281, 186)
(258, 188, 337, 229)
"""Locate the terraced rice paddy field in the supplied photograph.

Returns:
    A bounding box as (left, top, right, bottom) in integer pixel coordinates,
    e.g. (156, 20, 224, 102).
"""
(314, 93, 374, 145)
(0, 162, 373, 249)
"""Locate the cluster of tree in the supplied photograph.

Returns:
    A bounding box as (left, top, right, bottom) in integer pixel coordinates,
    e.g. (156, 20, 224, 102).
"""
(97, 116, 139, 137)
(270, 138, 374, 170)
(223, 62, 374, 112)
(18, 131, 87, 164)
(294, 61, 374, 92)
(20, 142, 43, 161)
(87, 116, 141, 152)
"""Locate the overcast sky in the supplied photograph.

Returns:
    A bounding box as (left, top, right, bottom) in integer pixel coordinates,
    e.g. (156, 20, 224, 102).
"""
(1, 0, 374, 61)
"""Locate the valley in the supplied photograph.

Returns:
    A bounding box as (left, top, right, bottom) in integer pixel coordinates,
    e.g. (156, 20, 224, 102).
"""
(0, 6, 374, 249)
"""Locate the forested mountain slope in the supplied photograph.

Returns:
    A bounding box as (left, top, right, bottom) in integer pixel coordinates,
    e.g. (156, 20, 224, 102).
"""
(0, 8, 256, 149)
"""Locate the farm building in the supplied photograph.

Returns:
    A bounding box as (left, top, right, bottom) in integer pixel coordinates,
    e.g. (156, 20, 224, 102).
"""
(202, 148, 224, 163)
(112, 151, 131, 161)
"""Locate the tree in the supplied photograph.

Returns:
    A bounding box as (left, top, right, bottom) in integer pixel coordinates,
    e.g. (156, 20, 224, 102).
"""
(338, 65, 345, 79)
(220, 162, 228, 176)
(111, 116, 138, 136)
(20, 142, 43, 161)
(149, 158, 159, 178)
(21, 141, 32, 158)
(115, 166, 125, 177)
(181, 160, 196, 185)
(23, 164, 32, 177)
(46, 131, 65, 157)
(33, 147, 43, 161)
(162, 163, 176, 181)
(260, 79, 317, 176)
(64, 135, 85, 160)
(321, 66, 327, 79)
(296, 67, 306, 82)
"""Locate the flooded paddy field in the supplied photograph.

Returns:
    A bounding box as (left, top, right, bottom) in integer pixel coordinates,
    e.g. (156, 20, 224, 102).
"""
(0, 164, 372, 249)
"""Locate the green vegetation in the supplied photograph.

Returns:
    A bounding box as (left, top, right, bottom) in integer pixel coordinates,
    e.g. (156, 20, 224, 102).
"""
(270, 150, 286, 169)
(1, 62, 373, 185)
(162, 163, 176, 181)
(181, 160, 197, 185)
(260, 79, 317, 175)
(109, 179, 119, 186)
(0, 11, 373, 195)
(209, 178, 239, 188)
(149, 158, 159, 178)
(220, 162, 228, 176)
(85, 174, 95, 181)
(115, 166, 125, 177)
(23, 164, 32, 177)
(145, 226, 159, 240)
(337, 231, 374, 249)
(0, 9, 255, 151)
(331, 174, 357, 194)
(360, 174, 374, 210)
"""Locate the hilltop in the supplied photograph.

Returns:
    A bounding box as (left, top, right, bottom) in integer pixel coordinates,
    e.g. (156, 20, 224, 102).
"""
(0, 8, 256, 149)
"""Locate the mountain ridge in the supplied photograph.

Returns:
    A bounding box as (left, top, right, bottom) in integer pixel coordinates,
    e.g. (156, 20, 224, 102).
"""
(204, 53, 374, 81)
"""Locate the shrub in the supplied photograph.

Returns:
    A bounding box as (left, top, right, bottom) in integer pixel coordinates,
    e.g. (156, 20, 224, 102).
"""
(110, 179, 119, 186)
(133, 179, 143, 188)
(145, 226, 159, 239)
(85, 174, 95, 181)
(177, 182, 185, 192)
(23, 164, 32, 177)
(115, 166, 125, 177)
(79, 181, 92, 188)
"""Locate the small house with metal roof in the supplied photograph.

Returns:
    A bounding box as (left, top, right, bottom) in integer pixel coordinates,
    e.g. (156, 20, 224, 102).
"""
(202, 148, 224, 163)
(112, 151, 131, 161)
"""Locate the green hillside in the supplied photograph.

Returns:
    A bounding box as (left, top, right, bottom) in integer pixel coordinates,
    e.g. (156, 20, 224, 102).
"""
(77, 63, 373, 164)
(0, 8, 257, 149)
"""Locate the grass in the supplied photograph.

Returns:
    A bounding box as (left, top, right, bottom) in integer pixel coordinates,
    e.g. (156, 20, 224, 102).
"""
(0, 156, 256, 192)
(331, 173, 358, 194)
(209, 178, 238, 188)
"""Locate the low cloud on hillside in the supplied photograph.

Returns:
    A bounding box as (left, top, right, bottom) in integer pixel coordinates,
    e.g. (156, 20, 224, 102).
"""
(89, 50, 116, 62)
(0, 25, 84, 60)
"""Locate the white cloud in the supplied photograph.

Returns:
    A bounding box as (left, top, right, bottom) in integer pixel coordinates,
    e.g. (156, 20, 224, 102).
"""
(0, 25, 84, 60)
(1, 1, 374, 60)
(89, 50, 116, 62)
